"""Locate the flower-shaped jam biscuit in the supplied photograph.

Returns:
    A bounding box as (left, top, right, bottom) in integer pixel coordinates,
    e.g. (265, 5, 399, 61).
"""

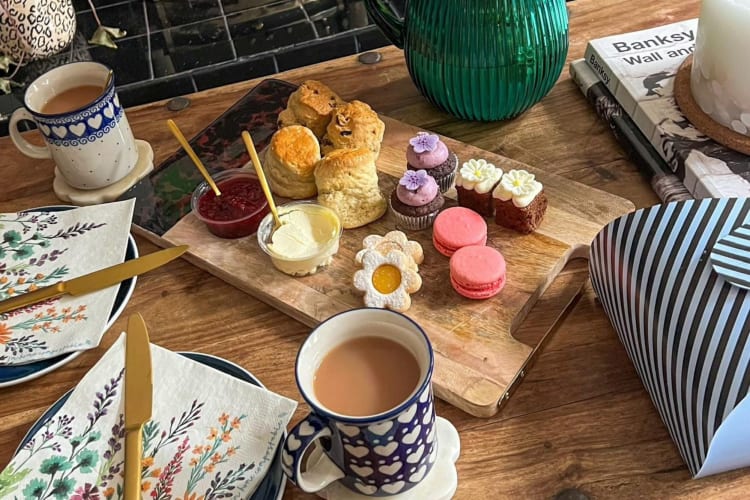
(354, 230, 424, 271)
(353, 249, 422, 312)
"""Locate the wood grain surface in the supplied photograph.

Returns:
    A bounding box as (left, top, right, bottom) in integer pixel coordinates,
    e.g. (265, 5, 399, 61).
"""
(157, 115, 632, 417)
(5, 0, 750, 498)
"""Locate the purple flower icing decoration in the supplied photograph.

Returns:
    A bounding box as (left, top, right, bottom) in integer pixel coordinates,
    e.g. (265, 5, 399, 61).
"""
(409, 132, 440, 153)
(400, 170, 431, 191)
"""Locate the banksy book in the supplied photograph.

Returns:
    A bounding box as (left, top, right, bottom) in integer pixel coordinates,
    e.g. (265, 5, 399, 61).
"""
(584, 19, 750, 199)
(569, 58, 691, 204)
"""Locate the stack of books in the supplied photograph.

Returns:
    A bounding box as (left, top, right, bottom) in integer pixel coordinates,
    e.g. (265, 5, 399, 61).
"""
(570, 19, 750, 202)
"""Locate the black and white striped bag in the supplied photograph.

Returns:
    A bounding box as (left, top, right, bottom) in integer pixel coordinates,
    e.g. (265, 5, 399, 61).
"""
(589, 197, 750, 478)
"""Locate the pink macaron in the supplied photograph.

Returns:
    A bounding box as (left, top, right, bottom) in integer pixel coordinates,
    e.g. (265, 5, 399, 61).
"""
(450, 245, 506, 299)
(432, 206, 487, 257)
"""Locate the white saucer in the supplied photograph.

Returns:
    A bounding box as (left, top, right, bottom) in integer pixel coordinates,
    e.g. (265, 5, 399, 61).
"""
(316, 416, 460, 500)
(53, 139, 154, 205)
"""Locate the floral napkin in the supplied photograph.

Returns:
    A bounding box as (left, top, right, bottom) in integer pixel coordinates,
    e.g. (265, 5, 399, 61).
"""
(0, 334, 297, 499)
(0, 200, 135, 365)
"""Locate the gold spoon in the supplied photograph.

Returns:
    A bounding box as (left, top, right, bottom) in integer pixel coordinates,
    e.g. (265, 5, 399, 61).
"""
(167, 119, 221, 197)
(241, 130, 282, 229)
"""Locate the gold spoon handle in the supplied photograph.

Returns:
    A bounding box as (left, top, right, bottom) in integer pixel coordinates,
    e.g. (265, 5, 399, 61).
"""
(167, 119, 221, 197)
(242, 130, 282, 228)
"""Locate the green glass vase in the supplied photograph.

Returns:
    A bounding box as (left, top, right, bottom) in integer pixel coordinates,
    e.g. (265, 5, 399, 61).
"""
(365, 0, 569, 121)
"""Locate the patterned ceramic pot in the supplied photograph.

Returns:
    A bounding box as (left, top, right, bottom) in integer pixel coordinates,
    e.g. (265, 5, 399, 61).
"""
(9, 62, 138, 190)
(0, 0, 76, 62)
(282, 308, 438, 497)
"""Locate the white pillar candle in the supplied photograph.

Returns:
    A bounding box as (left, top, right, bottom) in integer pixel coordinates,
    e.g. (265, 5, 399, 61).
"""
(691, 0, 750, 136)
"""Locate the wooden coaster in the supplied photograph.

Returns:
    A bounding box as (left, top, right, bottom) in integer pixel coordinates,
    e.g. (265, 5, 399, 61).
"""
(674, 55, 750, 156)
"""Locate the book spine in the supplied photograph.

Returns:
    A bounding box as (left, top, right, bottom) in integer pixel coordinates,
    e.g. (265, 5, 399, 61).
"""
(583, 43, 620, 103)
(583, 43, 678, 168)
(569, 59, 691, 203)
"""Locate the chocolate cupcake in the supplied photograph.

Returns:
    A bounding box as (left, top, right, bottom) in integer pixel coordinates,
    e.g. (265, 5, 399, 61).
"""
(456, 158, 503, 217)
(406, 132, 458, 193)
(390, 170, 445, 230)
(492, 169, 548, 234)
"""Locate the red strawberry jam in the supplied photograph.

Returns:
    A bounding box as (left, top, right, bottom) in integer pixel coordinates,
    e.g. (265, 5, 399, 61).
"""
(192, 171, 269, 239)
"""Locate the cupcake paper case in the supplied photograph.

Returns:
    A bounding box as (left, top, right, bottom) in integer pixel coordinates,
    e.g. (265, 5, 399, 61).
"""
(406, 132, 458, 193)
(390, 169, 445, 231)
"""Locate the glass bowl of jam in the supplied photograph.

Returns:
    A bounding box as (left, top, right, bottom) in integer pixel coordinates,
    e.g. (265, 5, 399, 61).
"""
(191, 169, 269, 239)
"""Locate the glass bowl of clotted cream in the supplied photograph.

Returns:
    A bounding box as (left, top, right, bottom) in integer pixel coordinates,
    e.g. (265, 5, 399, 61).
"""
(257, 201, 342, 277)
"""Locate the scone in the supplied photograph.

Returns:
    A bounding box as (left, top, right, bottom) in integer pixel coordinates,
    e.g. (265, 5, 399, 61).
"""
(321, 100, 385, 158)
(315, 148, 387, 228)
(277, 108, 299, 129)
(264, 125, 321, 199)
(284, 80, 345, 139)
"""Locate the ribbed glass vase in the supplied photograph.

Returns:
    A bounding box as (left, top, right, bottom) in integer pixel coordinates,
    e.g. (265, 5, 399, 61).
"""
(366, 0, 569, 121)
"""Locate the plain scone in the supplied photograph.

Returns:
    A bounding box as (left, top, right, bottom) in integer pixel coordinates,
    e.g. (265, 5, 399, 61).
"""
(322, 100, 385, 158)
(263, 125, 321, 199)
(315, 148, 387, 228)
(280, 80, 345, 139)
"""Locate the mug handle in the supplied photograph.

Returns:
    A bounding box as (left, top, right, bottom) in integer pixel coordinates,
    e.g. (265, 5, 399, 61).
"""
(9, 108, 51, 159)
(282, 413, 345, 493)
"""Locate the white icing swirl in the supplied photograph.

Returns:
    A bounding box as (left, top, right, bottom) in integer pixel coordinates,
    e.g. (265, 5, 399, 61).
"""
(456, 159, 503, 194)
(492, 169, 543, 208)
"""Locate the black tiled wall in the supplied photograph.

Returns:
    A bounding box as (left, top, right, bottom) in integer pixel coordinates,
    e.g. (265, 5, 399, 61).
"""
(1, 0, 402, 136)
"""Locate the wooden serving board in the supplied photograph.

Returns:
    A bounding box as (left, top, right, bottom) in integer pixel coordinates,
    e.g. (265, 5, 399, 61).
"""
(121, 80, 634, 417)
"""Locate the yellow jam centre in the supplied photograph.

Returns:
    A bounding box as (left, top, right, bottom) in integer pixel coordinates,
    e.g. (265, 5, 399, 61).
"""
(372, 265, 402, 294)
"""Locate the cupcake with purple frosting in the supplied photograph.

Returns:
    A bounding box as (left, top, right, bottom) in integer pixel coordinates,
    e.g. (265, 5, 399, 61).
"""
(406, 131, 459, 193)
(390, 170, 445, 230)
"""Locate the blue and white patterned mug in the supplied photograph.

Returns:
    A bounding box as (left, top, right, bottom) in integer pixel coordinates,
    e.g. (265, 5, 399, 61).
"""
(282, 308, 438, 497)
(9, 61, 137, 190)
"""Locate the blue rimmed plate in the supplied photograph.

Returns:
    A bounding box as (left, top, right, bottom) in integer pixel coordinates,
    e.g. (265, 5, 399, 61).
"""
(0, 205, 137, 388)
(15, 353, 286, 500)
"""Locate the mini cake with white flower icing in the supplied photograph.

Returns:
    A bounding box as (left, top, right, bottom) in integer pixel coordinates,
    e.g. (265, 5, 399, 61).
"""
(353, 249, 422, 312)
(456, 158, 503, 217)
(492, 169, 548, 234)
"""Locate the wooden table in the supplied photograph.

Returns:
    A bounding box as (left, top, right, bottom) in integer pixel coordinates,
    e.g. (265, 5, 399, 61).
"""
(2, 0, 746, 497)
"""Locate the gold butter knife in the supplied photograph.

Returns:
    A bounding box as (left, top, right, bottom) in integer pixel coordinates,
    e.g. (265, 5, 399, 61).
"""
(0, 245, 188, 314)
(124, 313, 153, 500)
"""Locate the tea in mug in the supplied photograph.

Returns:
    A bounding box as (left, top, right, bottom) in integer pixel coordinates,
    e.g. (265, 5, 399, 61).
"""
(313, 336, 420, 417)
(41, 85, 104, 115)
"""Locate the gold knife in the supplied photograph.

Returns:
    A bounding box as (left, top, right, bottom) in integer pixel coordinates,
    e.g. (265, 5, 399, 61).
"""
(0, 245, 188, 314)
(124, 313, 153, 500)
